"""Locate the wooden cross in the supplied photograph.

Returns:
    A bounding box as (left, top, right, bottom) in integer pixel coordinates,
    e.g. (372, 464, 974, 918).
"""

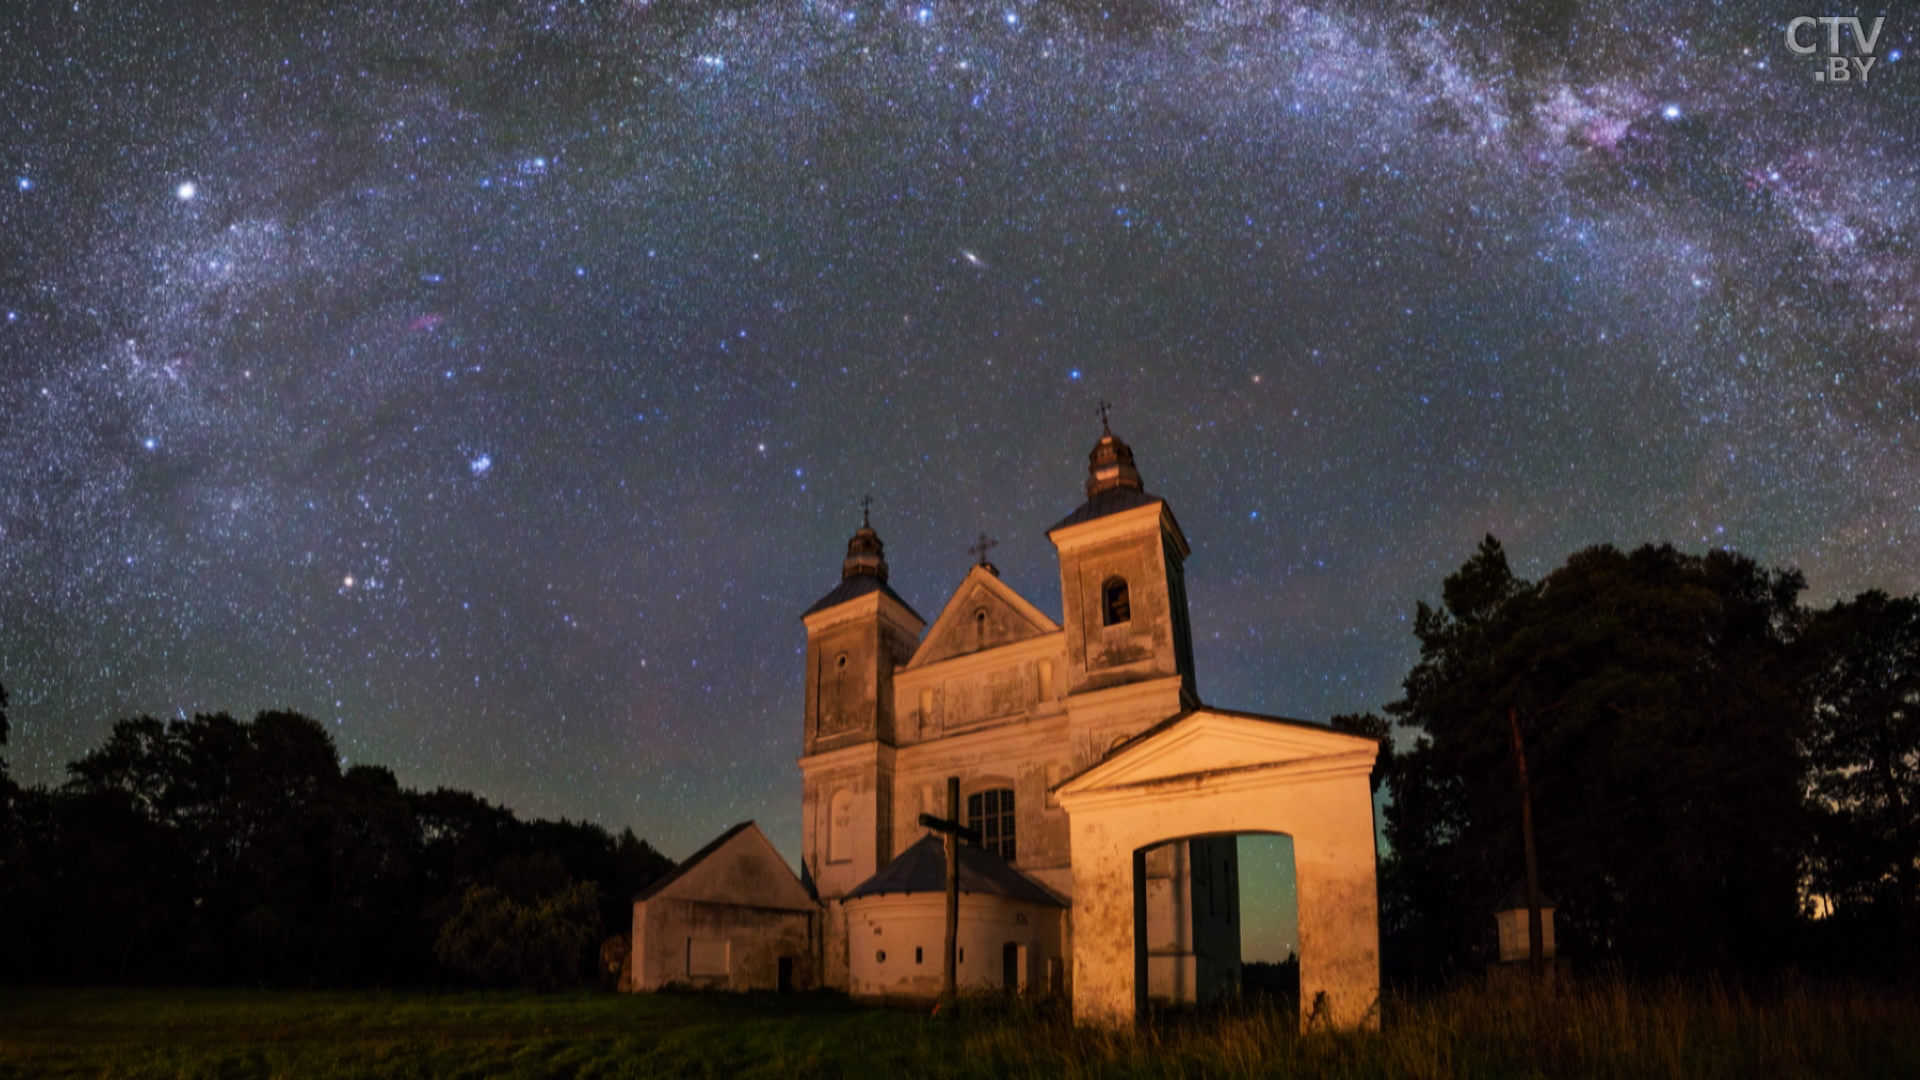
(917, 777, 979, 1006)
(1097, 399, 1114, 433)
(967, 532, 998, 567)
(859, 493, 873, 527)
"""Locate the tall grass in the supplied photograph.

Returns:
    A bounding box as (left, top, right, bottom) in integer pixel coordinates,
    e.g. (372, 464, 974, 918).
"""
(1, 977, 1914, 1079)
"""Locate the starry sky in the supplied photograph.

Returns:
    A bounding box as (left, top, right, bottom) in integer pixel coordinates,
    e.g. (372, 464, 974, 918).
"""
(2, 1, 1916, 960)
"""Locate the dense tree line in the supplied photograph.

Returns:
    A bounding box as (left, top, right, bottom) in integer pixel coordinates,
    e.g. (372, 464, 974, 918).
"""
(4, 536, 1913, 991)
(0, 708, 672, 987)
(1359, 539, 1920, 984)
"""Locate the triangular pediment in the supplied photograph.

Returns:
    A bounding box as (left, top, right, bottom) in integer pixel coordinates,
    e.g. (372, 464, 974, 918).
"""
(1056, 709, 1379, 797)
(907, 566, 1061, 669)
(637, 822, 816, 912)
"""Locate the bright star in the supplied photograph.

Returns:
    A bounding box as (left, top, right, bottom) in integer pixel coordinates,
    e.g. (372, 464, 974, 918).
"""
(175, 181, 197, 200)
(960, 249, 986, 268)
(1661, 105, 1681, 121)
(470, 454, 492, 476)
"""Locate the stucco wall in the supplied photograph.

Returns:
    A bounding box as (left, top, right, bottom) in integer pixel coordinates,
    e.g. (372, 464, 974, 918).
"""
(633, 898, 814, 992)
(1065, 768, 1379, 1030)
(843, 892, 1066, 1003)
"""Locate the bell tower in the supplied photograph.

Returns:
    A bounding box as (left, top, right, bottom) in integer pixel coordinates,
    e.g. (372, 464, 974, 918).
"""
(798, 504, 924, 908)
(1046, 419, 1198, 709)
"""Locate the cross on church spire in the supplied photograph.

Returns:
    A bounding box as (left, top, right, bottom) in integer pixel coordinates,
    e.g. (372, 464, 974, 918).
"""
(968, 532, 999, 568)
(860, 493, 873, 528)
(1097, 399, 1113, 434)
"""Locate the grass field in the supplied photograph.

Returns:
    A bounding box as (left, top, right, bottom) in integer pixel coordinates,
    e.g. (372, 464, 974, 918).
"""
(1, 979, 1916, 1079)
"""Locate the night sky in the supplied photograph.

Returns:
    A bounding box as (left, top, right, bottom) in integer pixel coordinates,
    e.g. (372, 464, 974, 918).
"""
(3, 1, 1916, 959)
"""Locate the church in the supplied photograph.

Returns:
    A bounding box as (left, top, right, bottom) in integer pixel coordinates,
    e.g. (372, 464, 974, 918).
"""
(629, 423, 1384, 1028)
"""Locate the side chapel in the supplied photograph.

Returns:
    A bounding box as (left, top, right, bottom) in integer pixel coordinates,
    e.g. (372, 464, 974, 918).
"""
(630, 424, 1384, 1028)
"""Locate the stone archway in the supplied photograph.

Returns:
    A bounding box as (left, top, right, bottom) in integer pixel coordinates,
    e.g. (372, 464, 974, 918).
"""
(1055, 708, 1382, 1029)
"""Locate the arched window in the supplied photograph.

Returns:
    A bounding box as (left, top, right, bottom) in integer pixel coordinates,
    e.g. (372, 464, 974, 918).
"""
(828, 788, 855, 863)
(1102, 576, 1131, 626)
(967, 787, 1016, 861)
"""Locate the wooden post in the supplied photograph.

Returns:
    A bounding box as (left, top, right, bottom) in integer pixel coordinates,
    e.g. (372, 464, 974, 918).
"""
(1509, 707, 1546, 983)
(944, 776, 960, 1004)
(915, 778, 978, 1010)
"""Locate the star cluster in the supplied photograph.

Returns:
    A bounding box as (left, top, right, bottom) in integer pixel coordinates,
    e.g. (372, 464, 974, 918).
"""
(3, 0, 1917, 902)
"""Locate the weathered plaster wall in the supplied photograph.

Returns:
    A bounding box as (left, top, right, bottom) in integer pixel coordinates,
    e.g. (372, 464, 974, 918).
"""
(1053, 508, 1189, 698)
(1064, 769, 1378, 1030)
(844, 892, 1066, 1002)
(632, 898, 814, 991)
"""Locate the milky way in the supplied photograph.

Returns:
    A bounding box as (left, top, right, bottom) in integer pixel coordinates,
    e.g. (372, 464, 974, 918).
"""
(3, 0, 1917, 893)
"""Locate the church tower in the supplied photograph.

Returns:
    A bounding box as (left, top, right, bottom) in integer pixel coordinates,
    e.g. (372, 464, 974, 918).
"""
(797, 508, 924, 908)
(1047, 420, 1198, 731)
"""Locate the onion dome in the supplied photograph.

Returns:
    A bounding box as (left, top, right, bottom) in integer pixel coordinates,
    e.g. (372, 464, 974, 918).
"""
(803, 500, 925, 621)
(1085, 424, 1145, 498)
(842, 509, 889, 581)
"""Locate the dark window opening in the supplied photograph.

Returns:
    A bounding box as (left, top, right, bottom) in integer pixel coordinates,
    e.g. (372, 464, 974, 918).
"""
(967, 788, 1016, 861)
(1102, 577, 1131, 626)
(915, 947, 923, 964)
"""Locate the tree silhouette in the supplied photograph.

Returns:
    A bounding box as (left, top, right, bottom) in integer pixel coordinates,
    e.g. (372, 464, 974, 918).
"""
(1803, 590, 1920, 978)
(1381, 539, 1809, 979)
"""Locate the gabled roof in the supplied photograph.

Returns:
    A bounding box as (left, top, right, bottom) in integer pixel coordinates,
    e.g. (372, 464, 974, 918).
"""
(634, 821, 816, 911)
(801, 574, 926, 623)
(905, 565, 1060, 670)
(1055, 707, 1380, 799)
(844, 834, 1065, 907)
(1497, 880, 1559, 912)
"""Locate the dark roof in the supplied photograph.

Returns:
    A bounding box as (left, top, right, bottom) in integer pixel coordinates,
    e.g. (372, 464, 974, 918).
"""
(634, 821, 753, 903)
(1497, 880, 1558, 912)
(801, 574, 926, 622)
(844, 834, 1065, 907)
(1047, 486, 1164, 533)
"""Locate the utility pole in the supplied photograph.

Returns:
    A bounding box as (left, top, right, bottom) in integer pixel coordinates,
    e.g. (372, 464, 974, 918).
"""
(917, 776, 979, 1008)
(1509, 707, 1546, 984)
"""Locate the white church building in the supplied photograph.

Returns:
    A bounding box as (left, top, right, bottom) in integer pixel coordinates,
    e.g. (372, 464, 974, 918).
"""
(630, 425, 1384, 1028)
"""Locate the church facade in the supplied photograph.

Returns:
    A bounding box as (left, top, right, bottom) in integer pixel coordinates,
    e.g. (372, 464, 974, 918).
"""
(631, 425, 1383, 1022)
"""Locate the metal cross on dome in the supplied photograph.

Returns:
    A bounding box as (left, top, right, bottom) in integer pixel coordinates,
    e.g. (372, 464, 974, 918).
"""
(1097, 399, 1113, 433)
(859, 492, 873, 527)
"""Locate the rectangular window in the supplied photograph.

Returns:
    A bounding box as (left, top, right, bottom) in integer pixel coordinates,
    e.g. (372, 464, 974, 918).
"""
(687, 938, 730, 977)
(966, 788, 1016, 861)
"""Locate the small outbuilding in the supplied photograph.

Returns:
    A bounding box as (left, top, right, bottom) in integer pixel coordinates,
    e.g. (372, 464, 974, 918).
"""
(1494, 880, 1558, 963)
(630, 821, 818, 992)
(842, 833, 1067, 1003)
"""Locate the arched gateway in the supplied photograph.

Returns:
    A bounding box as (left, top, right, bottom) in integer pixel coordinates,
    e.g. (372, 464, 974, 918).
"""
(1055, 708, 1382, 1029)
